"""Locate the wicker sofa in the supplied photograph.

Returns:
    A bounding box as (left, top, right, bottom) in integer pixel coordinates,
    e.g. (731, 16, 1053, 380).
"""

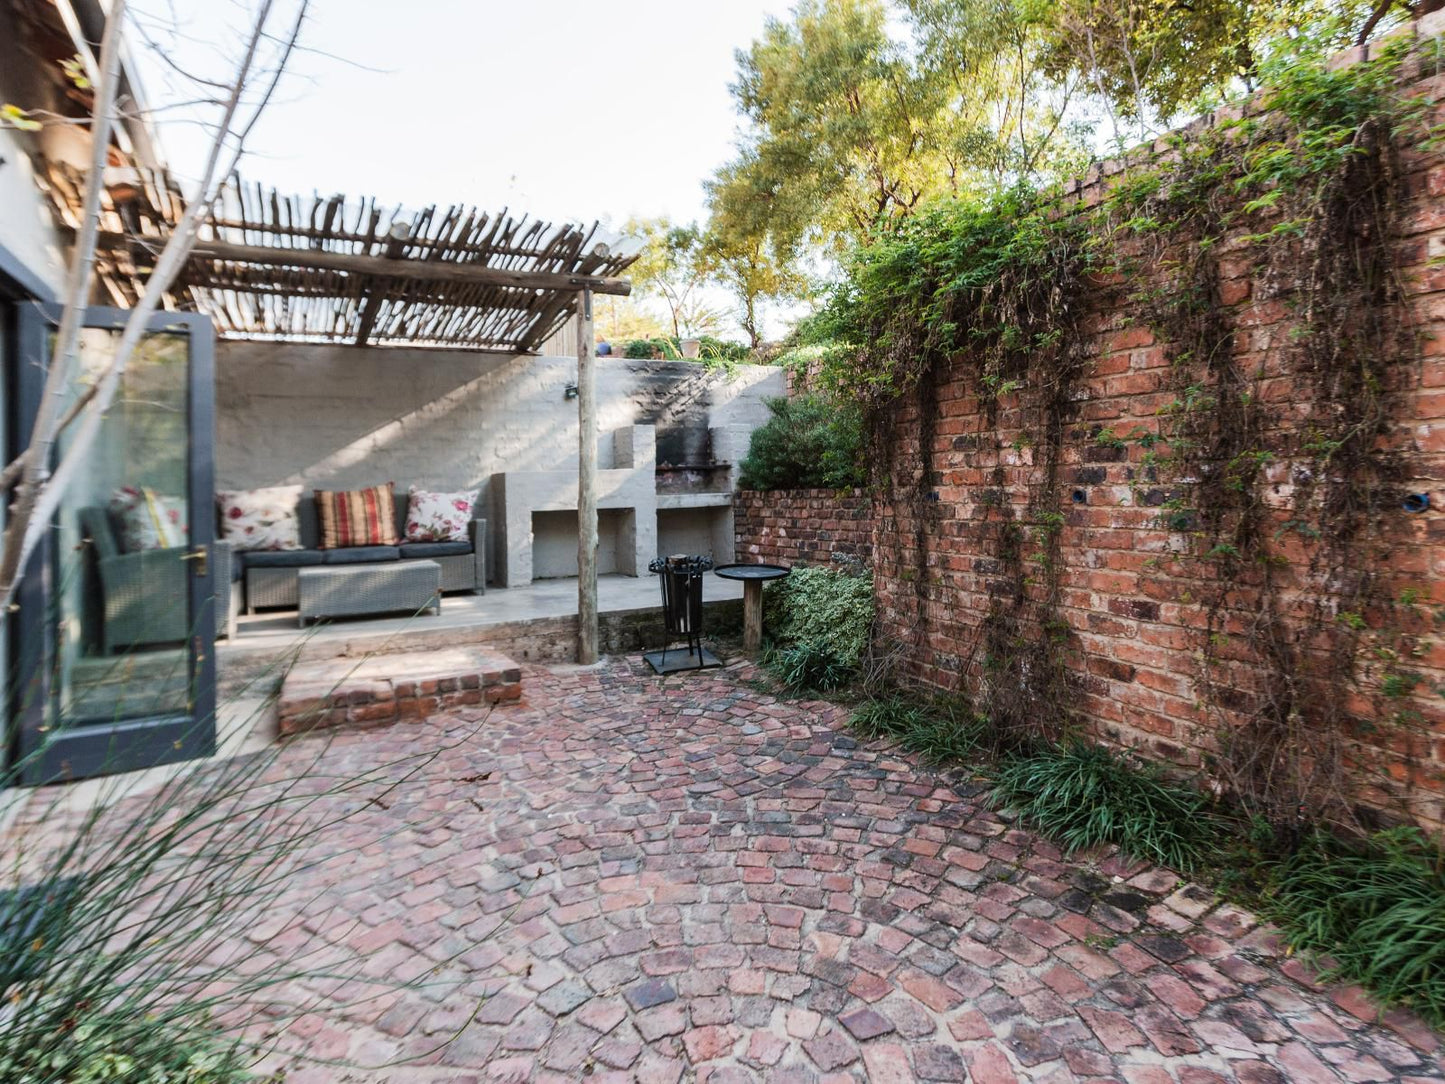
(79, 507, 238, 654)
(238, 497, 486, 613)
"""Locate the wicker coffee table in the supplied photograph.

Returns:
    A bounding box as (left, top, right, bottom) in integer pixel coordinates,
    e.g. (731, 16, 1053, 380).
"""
(297, 560, 442, 627)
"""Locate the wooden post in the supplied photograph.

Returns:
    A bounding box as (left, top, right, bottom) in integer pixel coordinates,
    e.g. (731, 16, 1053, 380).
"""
(576, 289, 599, 664)
(742, 579, 764, 654)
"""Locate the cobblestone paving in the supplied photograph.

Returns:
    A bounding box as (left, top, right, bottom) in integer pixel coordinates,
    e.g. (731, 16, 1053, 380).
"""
(139, 659, 1445, 1080)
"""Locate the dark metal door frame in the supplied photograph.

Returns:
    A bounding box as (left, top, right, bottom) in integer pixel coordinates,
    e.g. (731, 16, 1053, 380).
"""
(10, 303, 217, 783)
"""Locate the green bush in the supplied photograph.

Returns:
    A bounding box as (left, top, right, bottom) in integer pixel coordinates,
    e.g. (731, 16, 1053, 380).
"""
(990, 742, 1223, 872)
(851, 693, 983, 764)
(1270, 827, 1445, 1028)
(619, 336, 749, 364)
(765, 564, 874, 666)
(737, 395, 866, 490)
(0, 1027, 252, 1083)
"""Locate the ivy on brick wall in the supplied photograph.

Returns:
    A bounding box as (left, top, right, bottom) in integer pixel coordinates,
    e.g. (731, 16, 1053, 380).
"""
(815, 37, 1445, 831)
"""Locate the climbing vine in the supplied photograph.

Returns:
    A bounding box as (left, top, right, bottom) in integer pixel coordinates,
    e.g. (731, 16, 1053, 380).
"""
(817, 38, 1444, 822)
(817, 189, 1095, 747)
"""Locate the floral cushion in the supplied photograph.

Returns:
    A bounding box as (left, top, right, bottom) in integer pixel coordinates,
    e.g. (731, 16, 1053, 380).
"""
(109, 486, 187, 552)
(405, 487, 477, 543)
(216, 485, 303, 551)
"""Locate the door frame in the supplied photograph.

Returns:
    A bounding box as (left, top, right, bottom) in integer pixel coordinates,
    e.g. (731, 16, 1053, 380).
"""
(10, 302, 217, 783)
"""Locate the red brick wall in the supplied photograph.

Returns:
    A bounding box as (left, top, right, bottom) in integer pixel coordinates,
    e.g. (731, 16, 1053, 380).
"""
(867, 54, 1445, 830)
(735, 489, 874, 567)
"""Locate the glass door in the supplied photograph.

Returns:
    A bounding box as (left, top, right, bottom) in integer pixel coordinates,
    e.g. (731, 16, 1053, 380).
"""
(11, 304, 217, 783)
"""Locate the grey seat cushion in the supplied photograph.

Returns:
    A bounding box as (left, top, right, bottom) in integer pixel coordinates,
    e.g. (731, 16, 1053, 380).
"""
(322, 545, 401, 564)
(398, 541, 472, 558)
(242, 549, 325, 568)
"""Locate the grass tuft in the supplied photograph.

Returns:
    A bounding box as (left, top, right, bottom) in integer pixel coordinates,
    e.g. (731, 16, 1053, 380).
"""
(989, 742, 1222, 872)
(766, 641, 857, 694)
(850, 694, 984, 764)
(1270, 827, 1445, 1029)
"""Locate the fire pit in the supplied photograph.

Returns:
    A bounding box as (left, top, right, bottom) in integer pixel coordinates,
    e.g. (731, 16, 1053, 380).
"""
(644, 555, 722, 674)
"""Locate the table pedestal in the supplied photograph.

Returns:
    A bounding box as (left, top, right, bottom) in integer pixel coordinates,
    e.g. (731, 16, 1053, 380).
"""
(742, 579, 764, 653)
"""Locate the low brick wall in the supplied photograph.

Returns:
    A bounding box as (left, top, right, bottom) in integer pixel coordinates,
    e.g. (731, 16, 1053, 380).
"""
(734, 489, 875, 566)
(278, 646, 522, 735)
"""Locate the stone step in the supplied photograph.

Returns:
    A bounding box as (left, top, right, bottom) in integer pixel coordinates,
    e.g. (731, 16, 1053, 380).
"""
(277, 646, 521, 736)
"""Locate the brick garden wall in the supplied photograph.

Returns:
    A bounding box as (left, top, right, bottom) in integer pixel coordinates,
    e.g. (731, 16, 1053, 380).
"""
(735, 489, 875, 567)
(862, 50, 1445, 831)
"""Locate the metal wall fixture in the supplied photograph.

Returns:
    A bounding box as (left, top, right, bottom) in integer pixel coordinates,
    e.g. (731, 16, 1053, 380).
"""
(1071, 489, 1088, 504)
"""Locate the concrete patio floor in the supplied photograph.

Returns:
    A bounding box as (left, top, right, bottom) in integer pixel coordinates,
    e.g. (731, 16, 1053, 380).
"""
(227, 573, 744, 657)
(18, 656, 1443, 1083)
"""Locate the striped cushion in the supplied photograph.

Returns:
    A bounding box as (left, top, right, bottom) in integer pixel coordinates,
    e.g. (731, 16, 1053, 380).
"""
(314, 484, 398, 549)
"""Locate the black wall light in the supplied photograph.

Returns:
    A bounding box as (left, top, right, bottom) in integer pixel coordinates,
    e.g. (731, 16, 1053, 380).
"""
(564, 383, 579, 400)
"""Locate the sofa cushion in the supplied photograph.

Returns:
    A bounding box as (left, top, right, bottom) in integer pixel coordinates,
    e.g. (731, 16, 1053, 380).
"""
(109, 487, 187, 551)
(217, 485, 304, 551)
(398, 541, 472, 559)
(242, 549, 324, 569)
(322, 545, 401, 565)
(315, 484, 398, 549)
(404, 487, 478, 543)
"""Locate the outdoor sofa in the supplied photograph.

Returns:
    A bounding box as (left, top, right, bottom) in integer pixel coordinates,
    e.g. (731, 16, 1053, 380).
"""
(239, 497, 486, 613)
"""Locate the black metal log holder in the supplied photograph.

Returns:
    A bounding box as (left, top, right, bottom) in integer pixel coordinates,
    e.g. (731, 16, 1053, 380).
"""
(645, 555, 719, 673)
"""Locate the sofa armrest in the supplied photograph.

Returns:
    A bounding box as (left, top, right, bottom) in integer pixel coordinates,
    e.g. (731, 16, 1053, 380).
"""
(469, 517, 487, 594)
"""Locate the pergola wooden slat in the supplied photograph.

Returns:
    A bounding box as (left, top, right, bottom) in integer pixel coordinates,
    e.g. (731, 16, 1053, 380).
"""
(42, 166, 640, 353)
(39, 164, 639, 661)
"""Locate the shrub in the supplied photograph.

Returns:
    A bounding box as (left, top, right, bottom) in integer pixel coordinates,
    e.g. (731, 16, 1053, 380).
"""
(619, 336, 749, 364)
(1270, 827, 1445, 1028)
(990, 742, 1223, 872)
(851, 693, 983, 764)
(737, 395, 866, 490)
(761, 564, 874, 694)
(764, 564, 874, 666)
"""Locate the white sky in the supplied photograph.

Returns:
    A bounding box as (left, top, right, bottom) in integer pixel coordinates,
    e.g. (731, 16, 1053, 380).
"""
(132, 0, 794, 232)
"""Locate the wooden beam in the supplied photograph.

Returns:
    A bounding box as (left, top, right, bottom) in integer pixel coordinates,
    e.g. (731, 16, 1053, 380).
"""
(355, 221, 410, 346)
(576, 288, 599, 665)
(91, 231, 634, 295)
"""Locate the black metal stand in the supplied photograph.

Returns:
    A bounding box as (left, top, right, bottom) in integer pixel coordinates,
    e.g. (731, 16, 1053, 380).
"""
(645, 555, 721, 673)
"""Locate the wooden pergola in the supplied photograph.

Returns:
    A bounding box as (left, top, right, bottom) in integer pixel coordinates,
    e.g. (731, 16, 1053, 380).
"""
(42, 167, 642, 662)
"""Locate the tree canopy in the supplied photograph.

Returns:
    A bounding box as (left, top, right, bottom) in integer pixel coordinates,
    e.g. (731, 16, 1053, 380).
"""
(696, 0, 1417, 326)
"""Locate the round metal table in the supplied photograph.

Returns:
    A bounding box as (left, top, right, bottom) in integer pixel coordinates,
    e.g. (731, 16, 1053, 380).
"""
(714, 563, 791, 653)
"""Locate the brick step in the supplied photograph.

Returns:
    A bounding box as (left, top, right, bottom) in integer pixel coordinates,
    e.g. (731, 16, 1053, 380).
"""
(277, 646, 521, 736)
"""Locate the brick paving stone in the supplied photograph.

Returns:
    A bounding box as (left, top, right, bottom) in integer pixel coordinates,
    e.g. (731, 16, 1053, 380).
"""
(804, 1029, 861, 1071)
(20, 655, 1442, 1083)
(839, 1005, 896, 1040)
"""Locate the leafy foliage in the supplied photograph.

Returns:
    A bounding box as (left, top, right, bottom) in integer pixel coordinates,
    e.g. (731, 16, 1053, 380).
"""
(850, 693, 984, 763)
(619, 335, 750, 365)
(738, 395, 867, 490)
(765, 564, 876, 665)
(1035, 0, 1395, 146)
(0, 1027, 252, 1083)
(991, 743, 1224, 871)
(625, 218, 727, 338)
(1270, 828, 1445, 1028)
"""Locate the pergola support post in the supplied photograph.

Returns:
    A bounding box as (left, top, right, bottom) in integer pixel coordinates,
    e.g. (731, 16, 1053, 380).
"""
(576, 289, 599, 665)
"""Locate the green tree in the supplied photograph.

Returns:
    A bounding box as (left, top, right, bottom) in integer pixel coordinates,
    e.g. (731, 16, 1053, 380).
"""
(625, 217, 726, 339)
(706, 0, 1089, 294)
(703, 158, 811, 348)
(1037, 0, 1418, 144)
